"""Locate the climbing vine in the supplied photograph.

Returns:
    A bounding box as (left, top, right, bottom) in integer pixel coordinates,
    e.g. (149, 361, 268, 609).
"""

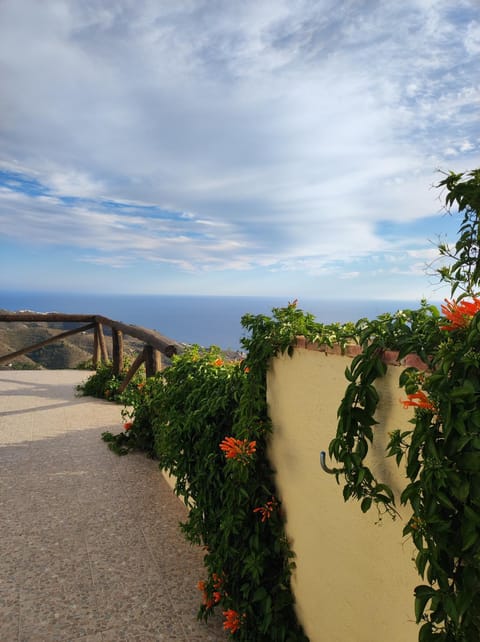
(100, 314, 355, 640)
(151, 345, 306, 641)
(330, 169, 480, 642)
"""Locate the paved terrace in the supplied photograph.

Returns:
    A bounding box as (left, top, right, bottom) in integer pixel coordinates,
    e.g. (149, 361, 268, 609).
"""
(0, 370, 226, 642)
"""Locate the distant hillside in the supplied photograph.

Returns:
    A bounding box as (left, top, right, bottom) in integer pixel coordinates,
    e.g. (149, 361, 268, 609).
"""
(0, 311, 145, 370)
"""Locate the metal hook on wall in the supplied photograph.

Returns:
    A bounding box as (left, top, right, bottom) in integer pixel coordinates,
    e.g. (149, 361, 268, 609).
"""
(320, 450, 341, 475)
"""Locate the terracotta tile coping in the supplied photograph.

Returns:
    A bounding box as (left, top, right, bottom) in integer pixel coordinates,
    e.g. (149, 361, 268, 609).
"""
(294, 336, 428, 371)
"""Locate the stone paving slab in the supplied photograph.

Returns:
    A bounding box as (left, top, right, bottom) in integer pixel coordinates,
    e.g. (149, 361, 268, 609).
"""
(0, 370, 226, 642)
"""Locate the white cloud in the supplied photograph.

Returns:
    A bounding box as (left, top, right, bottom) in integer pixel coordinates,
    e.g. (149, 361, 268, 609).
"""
(407, 248, 440, 261)
(47, 170, 105, 198)
(0, 0, 478, 294)
(465, 20, 480, 54)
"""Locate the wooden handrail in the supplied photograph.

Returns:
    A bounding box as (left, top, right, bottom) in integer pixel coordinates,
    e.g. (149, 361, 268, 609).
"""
(0, 313, 96, 323)
(0, 312, 185, 377)
(94, 315, 181, 358)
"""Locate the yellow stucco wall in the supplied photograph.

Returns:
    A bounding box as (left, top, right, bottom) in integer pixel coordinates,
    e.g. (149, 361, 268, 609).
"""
(267, 347, 420, 642)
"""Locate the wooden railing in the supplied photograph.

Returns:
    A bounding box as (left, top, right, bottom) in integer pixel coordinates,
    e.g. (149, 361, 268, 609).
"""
(0, 313, 184, 392)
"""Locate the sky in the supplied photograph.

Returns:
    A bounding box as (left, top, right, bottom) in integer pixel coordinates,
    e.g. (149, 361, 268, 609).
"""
(0, 0, 479, 301)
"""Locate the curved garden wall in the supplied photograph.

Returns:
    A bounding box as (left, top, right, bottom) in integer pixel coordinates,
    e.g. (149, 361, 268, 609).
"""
(267, 345, 419, 642)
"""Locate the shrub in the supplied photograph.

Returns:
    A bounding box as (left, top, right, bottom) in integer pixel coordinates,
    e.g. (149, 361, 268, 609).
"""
(77, 359, 145, 402)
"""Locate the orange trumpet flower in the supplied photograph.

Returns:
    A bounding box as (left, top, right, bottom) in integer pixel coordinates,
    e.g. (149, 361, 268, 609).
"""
(440, 298, 480, 331)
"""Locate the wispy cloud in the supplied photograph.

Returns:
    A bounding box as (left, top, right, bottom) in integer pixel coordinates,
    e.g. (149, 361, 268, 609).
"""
(0, 0, 478, 296)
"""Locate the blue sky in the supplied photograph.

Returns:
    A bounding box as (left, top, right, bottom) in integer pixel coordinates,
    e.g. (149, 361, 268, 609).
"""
(0, 0, 479, 300)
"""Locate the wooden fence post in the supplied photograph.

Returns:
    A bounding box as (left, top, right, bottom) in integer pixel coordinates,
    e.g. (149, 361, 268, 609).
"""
(112, 329, 124, 376)
(144, 345, 162, 377)
(93, 325, 101, 367)
(97, 323, 109, 362)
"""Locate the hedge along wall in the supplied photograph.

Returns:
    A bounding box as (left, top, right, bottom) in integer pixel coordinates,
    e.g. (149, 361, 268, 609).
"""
(266, 343, 421, 642)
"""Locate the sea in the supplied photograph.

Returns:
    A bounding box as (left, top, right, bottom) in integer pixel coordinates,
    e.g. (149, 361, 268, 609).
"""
(0, 292, 440, 351)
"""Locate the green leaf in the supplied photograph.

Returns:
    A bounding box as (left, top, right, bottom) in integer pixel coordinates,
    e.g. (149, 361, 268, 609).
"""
(456, 589, 473, 617)
(253, 587, 268, 602)
(443, 595, 458, 624)
(414, 585, 436, 623)
(343, 485, 353, 501)
(451, 478, 470, 503)
(416, 550, 429, 579)
(457, 452, 480, 471)
(361, 497, 372, 513)
(461, 525, 478, 552)
(356, 467, 366, 486)
(463, 505, 480, 525)
(449, 380, 476, 398)
(419, 621, 434, 642)
(436, 492, 456, 511)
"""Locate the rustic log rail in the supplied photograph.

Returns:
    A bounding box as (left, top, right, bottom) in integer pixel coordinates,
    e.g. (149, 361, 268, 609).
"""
(0, 313, 184, 387)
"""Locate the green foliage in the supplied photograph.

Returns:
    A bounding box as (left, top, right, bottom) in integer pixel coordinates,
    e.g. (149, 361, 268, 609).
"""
(102, 377, 156, 456)
(99, 310, 355, 641)
(331, 169, 480, 642)
(77, 362, 119, 399)
(6, 361, 41, 370)
(76, 359, 95, 370)
(329, 303, 442, 518)
(133, 344, 311, 640)
(436, 169, 480, 298)
(77, 359, 145, 403)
